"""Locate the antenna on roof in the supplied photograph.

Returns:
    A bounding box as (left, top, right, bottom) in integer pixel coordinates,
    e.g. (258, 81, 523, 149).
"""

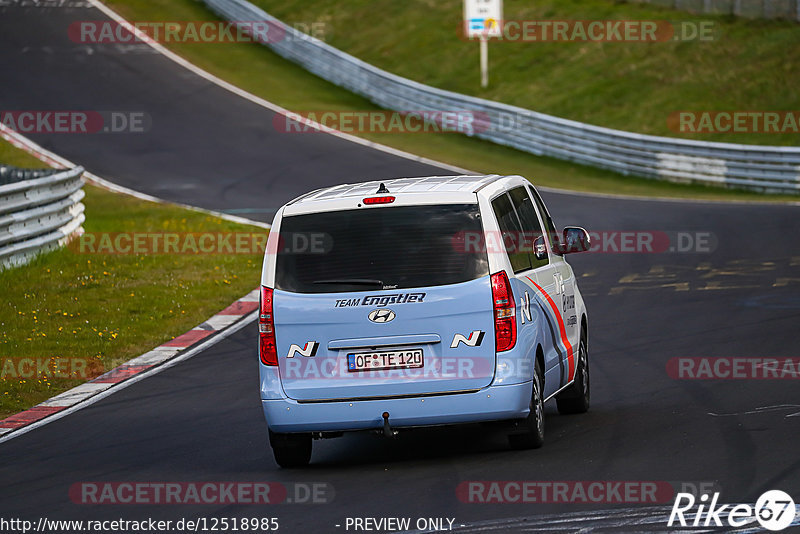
(376, 183, 390, 194)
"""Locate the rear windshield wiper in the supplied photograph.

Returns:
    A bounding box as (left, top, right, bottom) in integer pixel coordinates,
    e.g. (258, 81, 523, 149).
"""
(312, 279, 385, 287)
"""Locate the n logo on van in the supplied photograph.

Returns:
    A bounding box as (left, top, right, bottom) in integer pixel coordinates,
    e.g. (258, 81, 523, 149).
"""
(451, 330, 485, 348)
(286, 342, 319, 358)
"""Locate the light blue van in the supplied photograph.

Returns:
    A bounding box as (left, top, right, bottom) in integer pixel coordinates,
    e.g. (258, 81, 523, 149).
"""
(259, 175, 591, 467)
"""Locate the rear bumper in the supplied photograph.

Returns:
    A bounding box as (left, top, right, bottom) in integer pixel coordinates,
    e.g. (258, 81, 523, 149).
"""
(262, 381, 532, 433)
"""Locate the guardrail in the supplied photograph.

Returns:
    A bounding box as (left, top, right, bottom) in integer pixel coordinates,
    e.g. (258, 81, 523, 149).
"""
(634, 0, 800, 21)
(0, 166, 85, 269)
(204, 0, 800, 194)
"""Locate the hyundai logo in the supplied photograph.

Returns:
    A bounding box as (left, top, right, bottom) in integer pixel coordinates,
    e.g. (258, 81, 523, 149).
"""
(368, 308, 396, 323)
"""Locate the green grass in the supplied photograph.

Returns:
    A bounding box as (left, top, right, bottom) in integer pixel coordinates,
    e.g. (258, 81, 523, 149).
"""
(254, 0, 800, 146)
(0, 138, 48, 168)
(0, 141, 263, 418)
(99, 0, 800, 202)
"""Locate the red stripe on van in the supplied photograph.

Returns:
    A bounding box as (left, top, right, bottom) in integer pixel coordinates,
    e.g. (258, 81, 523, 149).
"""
(525, 276, 575, 382)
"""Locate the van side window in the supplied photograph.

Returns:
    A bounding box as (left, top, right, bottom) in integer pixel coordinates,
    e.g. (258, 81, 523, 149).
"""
(528, 186, 561, 254)
(508, 186, 548, 269)
(491, 192, 532, 273)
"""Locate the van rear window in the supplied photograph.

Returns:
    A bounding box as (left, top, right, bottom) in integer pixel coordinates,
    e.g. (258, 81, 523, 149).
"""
(275, 204, 489, 293)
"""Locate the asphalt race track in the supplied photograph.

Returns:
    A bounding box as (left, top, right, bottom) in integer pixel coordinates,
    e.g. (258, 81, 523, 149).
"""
(0, 3, 439, 219)
(1, 3, 799, 533)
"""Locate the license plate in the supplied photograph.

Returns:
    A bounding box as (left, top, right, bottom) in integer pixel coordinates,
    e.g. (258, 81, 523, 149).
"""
(347, 349, 423, 372)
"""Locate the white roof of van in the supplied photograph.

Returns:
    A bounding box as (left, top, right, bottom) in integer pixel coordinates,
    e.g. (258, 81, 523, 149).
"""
(288, 175, 505, 205)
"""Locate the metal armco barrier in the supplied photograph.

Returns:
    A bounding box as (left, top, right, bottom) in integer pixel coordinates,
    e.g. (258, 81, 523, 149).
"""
(634, 0, 800, 22)
(204, 0, 800, 194)
(0, 166, 85, 269)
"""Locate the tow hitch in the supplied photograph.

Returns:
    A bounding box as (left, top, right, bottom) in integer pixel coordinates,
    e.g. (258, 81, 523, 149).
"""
(382, 411, 398, 438)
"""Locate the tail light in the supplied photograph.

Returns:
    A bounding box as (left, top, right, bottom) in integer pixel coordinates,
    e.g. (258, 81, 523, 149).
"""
(491, 271, 516, 352)
(259, 286, 278, 366)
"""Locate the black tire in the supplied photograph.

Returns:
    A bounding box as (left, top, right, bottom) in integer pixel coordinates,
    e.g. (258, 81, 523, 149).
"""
(556, 333, 590, 415)
(508, 359, 545, 450)
(269, 430, 312, 468)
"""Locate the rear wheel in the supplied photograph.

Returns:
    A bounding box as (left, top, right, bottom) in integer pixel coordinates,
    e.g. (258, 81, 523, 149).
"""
(269, 430, 312, 468)
(556, 333, 590, 415)
(508, 359, 545, 450)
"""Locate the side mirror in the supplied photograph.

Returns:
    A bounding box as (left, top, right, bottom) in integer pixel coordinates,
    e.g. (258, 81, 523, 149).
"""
(561, 227, 591, 254)
(533, 235, 548, 260)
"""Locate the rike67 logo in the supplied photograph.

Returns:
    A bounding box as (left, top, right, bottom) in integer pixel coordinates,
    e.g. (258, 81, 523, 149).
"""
(669, 490, 796, 531)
